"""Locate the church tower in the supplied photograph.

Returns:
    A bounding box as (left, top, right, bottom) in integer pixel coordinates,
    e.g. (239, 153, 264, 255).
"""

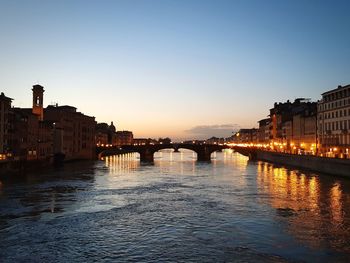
(32, 84, 44, 121)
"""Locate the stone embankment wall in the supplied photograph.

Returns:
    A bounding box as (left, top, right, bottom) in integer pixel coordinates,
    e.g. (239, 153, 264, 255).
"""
(256, 150, 350, 177)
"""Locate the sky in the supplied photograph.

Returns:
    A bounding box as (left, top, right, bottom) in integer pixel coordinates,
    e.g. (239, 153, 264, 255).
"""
(1, 0, 350, 140)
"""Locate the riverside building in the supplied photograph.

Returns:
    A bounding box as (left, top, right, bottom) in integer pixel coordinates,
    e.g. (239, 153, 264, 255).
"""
(0, 92, 12, 160)
(269, 99, 317, 153)
(317, 84, 350, 158)
(45, 105, 96, 160)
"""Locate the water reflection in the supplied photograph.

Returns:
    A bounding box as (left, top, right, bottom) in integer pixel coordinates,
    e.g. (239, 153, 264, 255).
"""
(256, 162, 350, 253)
(1, 152, 350, 262)
(103, 153, 140, 175)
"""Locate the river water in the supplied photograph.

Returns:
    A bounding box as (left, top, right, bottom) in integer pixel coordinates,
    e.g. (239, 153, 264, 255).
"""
(1, 150, 350, 262)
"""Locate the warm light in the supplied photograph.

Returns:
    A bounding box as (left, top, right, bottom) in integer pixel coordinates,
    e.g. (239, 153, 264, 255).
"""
(333, 147, 338, 152)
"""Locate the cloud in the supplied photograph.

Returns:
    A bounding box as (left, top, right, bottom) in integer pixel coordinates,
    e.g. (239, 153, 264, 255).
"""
(184, 124, 240, 139)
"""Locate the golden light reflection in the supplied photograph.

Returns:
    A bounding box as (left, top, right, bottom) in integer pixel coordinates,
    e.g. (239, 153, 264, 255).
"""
(330, 183, 343, 225)
(0, 180, 3, 196)
(104, 153, 140, 175)
(256, 162, 350, 252)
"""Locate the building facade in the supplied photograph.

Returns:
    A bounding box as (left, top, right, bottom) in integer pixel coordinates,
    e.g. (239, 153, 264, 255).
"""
(0, 92, 12, 160)
(95, 122, 117, 146)
(45, 105, 96, 160)
(115, 131, 133, 146)
(268, 99, 317, 153)
(257, 118, 271, 144)
(317, 84, 350, 158)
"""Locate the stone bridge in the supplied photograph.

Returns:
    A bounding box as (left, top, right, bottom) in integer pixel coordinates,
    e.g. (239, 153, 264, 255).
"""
(96, 143, 230, 162)
(230, 146, 258, 160)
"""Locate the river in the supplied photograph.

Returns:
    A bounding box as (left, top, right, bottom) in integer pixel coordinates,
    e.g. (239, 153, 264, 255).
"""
(0, 150, 350, 262)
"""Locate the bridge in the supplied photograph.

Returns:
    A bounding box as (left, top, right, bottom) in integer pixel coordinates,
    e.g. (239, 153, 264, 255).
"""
(96, 143, 230, 162)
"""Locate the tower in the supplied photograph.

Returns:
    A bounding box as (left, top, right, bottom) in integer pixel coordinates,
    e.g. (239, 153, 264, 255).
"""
(32, 84, 44, 121)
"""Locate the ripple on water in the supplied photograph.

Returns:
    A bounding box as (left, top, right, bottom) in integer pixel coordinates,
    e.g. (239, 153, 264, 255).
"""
(1, 152, 350, 262)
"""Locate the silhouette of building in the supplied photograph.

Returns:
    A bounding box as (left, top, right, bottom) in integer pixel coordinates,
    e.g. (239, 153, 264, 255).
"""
(32, 85, 44, 121)
(0, 92, 12, 159)
(318, 84, 350, 157)
(7, 86, 53, 161)
(10, 108, 52, 161)
(95, 123, 109, 146)
(95, 121, 118, 146)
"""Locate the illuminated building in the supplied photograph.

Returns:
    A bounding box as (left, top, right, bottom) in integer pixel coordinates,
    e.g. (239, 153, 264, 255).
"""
(269, 98, 317, 153)
(133, 138, 157, 145)
(232, 128, 258, 144)
(317, 84, 350, 157)
(257, 118, 271, 143)
(206, 137, 225, 144)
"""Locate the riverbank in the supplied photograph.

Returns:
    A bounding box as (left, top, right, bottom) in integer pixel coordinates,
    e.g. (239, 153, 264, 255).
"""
(255, 150, 350, 177)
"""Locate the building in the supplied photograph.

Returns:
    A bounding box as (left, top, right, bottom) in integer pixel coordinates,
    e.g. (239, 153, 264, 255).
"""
(9, 108, 53, 161)
(32, 85, 44, 121)
(95, 121, 117, 146)
(95, 123, 110, 146)
(115, 131, 133, 146)
(232, 128, 258, 144)
(317, 84, 350, 157)
(7, 86, 53, 161)
(269, 98, 317, 152)
(257, 118, 271, 144)
(0, 92, 13, 160)
(291, 106, 317, 154)
(206, 137, 225, 145)
(133, 138, 157, 145)
(45, 105, 96, 160)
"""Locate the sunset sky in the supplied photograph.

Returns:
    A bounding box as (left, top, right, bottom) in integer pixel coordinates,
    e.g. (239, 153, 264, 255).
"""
(1, 0, 350, 140)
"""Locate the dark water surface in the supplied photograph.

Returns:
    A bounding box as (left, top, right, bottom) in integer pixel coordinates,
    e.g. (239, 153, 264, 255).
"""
(1, 150, 350, 262)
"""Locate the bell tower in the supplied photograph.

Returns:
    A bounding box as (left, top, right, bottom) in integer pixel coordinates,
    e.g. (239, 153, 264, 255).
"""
(32, 84, 44, 121)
